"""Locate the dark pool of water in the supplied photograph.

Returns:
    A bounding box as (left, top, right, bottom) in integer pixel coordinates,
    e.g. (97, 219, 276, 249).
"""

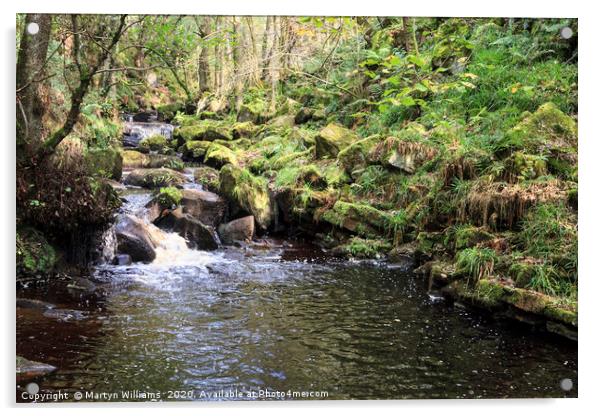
(16, 242, 577, 401)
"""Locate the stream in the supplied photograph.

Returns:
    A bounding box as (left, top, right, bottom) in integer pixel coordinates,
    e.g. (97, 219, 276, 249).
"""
(16, 127, 578, 401)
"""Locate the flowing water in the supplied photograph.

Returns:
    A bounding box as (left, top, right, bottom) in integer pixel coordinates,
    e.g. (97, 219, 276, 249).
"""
(16, 179, 578, 401)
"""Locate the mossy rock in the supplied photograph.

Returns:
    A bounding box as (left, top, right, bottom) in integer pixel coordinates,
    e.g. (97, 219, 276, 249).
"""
(124, 168, 187, 188)
(331, 237, 392, 259)
(237, 102, 266, 124)
(506, 102, 577, 154)
(157, 102, 185, 122)
(269, 114, 296, 129)
(232, 121, 259, 139)
(452, 225, 495, 250)
(155, 186, 183, 209)
(315, 123, 359, 159)
(122, 149, 150, 169)
(16, 227, 57, 276)
(321, 201, 393, 238)
(85, 146, 123, 180)
(181, 140, 213, 162)
(337, 134, 381, 178)
(139, 135, 169, 152)
(193, 166, 220, 193)
(204, 143, 239, 169)
(174, 120, 233, 143)
(289, 127, 318, 147)
(219, 165, 272, 230)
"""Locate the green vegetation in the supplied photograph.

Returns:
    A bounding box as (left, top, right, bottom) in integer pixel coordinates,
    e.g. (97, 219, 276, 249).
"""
(156, 186, 183, 208)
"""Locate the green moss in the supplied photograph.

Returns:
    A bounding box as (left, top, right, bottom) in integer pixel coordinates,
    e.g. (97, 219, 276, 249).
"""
(157, 102, 185, 121)
(450, 224, 494, 250)
(231, 121, 259, 139)
(204, 143, 239, 168)
(335, 237, 392, 259)
(85, 146, 123, 180)
(314, 123, 359, 159)
(16, 227, 57, 276)
(504, 102, 577, 153)
(122, 149, 150, 169)
(337, 135, 381, 177)
(174, 120, 233, 142)
(156, 186, 183, 208)
(139, 134, 169, 152)
(181, 140, 212, 161)
(219, 165, 272, 230)
(321, 201, 393, 238)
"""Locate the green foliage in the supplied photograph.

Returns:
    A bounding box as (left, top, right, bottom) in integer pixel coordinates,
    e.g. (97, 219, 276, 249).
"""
(456, 247, 498, 282)
(156, 186, 183, 208)
(16, 227, 57, 276)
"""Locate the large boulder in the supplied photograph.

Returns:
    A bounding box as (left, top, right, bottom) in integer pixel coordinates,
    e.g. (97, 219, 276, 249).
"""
(179, 189, 226, 227)
(218, 216, 255, 244)
(124, 168, 187, 188)
(115, 214, 157, 262)
(219, 165, 273, 231)
(156, 208, 219, 250)
(314, 123, 359, 159)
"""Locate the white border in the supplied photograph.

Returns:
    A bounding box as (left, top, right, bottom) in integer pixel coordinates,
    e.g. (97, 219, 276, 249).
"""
(3, 1, 599, 415)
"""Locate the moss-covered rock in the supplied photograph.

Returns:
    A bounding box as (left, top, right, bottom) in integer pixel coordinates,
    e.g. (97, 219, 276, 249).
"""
(451, 225, 495, 250)
(85, 146, 123, 180)
(231, 121, 259, 139)
(139, 134, 169, 152)
(174, 120, 233, 143)
(219, 165, 272, 230)
(338, 134, 381, 178)
(122, 150, 183, 170)
(321, 201, 393, 238)
(124, 168, 187, 188)
(314, 123, 359, 159)
(506, 102, 577, 155)
(269, 114, 296, 129)
(181, 140, 213, 162)
(16, 227, 57, 276)
(204, 143, 239, 169)
(157, 102, 185, 122)
(237, 102, 266, 124)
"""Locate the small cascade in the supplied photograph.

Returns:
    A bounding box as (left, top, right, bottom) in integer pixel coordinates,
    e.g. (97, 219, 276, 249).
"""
(122, 116, 175, 148)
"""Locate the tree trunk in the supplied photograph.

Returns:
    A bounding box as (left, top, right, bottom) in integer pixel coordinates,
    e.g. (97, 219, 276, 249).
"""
(260, 16, 272, 82)
(196, 16, 211, 96)
(268, 16, 280, 114)
(231, 16, 244, 112)
(16, 13, 52, 157)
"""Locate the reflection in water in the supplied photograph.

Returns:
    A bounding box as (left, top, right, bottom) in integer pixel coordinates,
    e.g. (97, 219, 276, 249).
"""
(17, 241, 577, 401)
